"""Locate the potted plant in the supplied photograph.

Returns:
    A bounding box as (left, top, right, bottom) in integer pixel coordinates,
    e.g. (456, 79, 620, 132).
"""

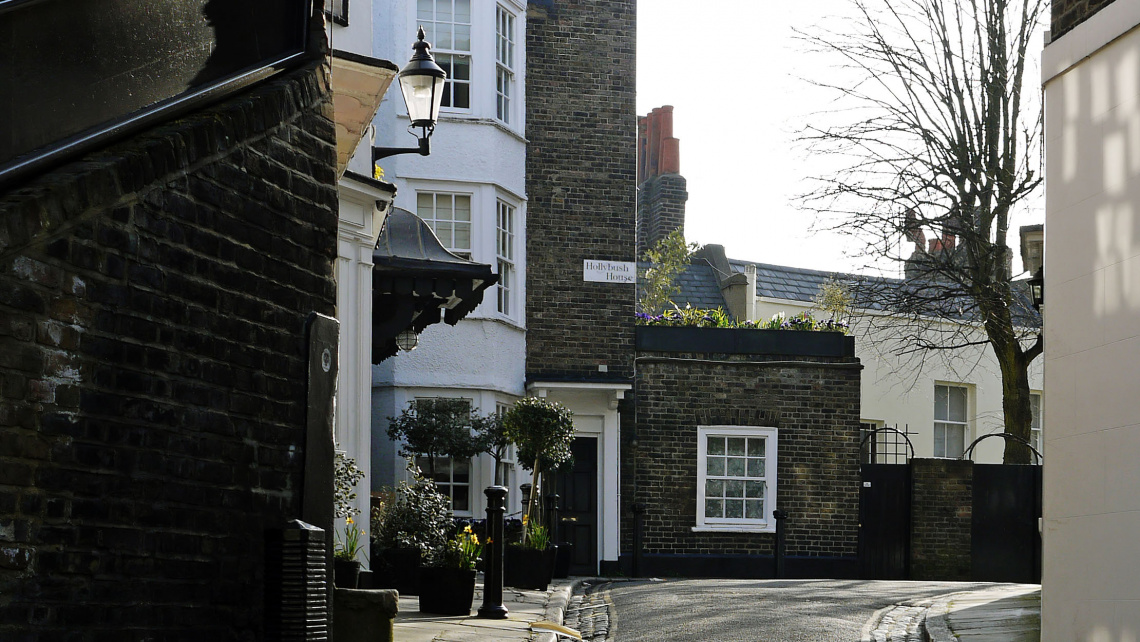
(501, 397, 574, 588)
(370, 460, 451, 595)
(333, 450, 366, 588)
(418, 525, 482, 615)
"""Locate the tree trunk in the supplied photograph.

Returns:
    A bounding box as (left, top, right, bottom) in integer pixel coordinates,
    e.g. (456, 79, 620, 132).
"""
(992, 339, 1035, 464)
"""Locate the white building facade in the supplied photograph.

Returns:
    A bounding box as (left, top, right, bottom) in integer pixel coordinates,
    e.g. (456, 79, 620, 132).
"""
(1042, 2, 1140, 638)
(369, 0, 529, 518)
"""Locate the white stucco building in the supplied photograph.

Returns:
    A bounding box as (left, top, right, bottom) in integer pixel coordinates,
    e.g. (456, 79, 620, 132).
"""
(369, 0, 530, 519)
(1041, 1, 1140, 638)
(675, 247, 1044, 465)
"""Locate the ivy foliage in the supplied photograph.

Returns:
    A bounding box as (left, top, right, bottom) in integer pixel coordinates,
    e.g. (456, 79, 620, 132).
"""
(334, 450, 365, 519)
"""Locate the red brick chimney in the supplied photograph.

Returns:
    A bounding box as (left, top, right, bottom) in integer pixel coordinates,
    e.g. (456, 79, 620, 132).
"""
(636, 106, 688, 256)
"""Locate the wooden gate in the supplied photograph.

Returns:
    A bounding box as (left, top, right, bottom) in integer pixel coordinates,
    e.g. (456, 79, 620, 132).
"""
(971, 464, 1042, 582)
(859, 463, 911, 579)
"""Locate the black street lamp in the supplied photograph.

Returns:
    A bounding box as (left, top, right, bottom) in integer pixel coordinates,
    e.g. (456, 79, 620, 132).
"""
(1029, 266, 1044, 311)
(373, 27, 446, 162)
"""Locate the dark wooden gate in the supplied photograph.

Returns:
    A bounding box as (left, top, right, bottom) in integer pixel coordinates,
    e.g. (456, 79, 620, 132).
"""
(971, 464, 1042, 582)
(556, 436, 599, 576)
(858, 463, 911, 579)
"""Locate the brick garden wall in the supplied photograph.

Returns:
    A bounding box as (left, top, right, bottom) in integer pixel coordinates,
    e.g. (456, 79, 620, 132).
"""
(1052, 0, 1117, 40)
(626, 346, 862, 577)
(0, 58, 337, 638)
(524, 0, 637, 382)
(909, 458, 973, 580)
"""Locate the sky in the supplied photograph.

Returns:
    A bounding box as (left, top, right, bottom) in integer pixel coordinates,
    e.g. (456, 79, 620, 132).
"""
(636, 1, 1045, 277)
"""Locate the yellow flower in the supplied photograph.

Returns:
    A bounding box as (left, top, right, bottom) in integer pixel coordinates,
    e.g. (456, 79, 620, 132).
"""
(347, 517, 354, 525)
(522, 515, 528, 525)
(464, 525, 473, 533)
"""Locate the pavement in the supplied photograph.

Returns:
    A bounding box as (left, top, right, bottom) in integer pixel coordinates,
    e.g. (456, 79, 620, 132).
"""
(393, 578, 580, 642)
(922, 584, 1040, 642)
(393, 577, 1041, 642)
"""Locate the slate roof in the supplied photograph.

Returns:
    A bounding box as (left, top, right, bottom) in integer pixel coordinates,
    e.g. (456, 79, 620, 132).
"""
(637, 261, 728, 311)
(730, 260, 847, 303)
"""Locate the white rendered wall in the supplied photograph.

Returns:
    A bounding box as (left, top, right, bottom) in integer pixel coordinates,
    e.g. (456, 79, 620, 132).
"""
(1042, 6, 1140, 640)
(752, 299, 1043, 464)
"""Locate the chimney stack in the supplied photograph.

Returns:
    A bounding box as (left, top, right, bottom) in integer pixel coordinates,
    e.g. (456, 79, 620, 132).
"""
(637, 106, 688, 257)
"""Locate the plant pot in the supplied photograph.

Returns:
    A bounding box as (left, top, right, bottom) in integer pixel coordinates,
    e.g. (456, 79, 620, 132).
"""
(553, 543, 573, 579)
(503, 545, 554, 591)
(370, 546, 422, 595)
(417, 567, 477, 616)
(334, 559, 361, 588)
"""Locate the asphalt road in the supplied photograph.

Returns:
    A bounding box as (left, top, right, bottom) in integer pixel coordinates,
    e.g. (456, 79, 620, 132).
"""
(599, 578, 997, 642)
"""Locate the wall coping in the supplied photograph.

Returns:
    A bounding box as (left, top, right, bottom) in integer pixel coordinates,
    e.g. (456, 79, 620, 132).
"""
(634, 325, 856, 358)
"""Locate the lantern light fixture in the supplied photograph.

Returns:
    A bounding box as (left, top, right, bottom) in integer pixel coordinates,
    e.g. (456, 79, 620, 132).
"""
(395, 329, 419, 352)
(1029, 266, 1044, 311)
(373, 27, 447, 162)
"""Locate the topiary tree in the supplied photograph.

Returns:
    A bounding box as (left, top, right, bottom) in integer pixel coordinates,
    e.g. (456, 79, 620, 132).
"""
(471, 411, 513, 486)
(502, 397, 575, 541)
(386, 398, 483, 478)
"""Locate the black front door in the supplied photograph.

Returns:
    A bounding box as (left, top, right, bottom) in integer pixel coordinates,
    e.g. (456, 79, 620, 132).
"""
(556, 436, 599, 576)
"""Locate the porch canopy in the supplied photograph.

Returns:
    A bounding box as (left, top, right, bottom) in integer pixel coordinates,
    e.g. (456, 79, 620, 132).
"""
(371, 207, 497, 362)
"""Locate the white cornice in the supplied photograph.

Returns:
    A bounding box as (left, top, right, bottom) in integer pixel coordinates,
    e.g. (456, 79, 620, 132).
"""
(1043, 1, 1140, 84)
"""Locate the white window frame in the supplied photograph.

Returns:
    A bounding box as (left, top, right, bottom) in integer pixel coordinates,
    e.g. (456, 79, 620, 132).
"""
(934, 383, 969, 459)
(417, 0, 472, 111)
(495, 5, 516, 124)
(496, 199, 515, 316)
(411, 396, 474, 516)
(416, 191, 473, 258)
(694, 426, 778, 533)
(1029, 392, 1042, 457)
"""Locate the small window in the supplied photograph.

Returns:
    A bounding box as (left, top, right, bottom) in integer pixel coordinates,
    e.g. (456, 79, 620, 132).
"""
(418, 0, 472, 110)
(415, 455, 471, 513)
(417, 192, 472, 258)
(496, 200, 515, 315)
(934, 384, 969, 458)
(696, 426, 778, 532)
(495, 6, 515, 123)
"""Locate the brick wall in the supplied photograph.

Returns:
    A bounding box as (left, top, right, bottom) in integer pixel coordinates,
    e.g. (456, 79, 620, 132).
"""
(626, 343, 862, 577)
(1052, 0, 1117, 40)
(0, 58, 337, 638)
(910, 458, 973, 580)
(524, 0, 637, 381)
(637, 174, 688, 257)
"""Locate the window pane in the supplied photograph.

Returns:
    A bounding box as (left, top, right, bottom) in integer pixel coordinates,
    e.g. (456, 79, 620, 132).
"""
(705, 479, 724, 498)
(417, 192, 434, 214)
(435, 222, 453, 246)
(726, 457, 746, 477)
(453, 83, 470, 109)
(418, 0, 432, 20)
(745, 481, 765, 498)
(747, 438, 763, 456)
(946, 424, 965, 458)
(706, 456, 724, 476)
(454, 196, 471, 220)
(745, 499, 764, 519)
(453, 458, 470, 483)
(747, 458, 765, 478)
(727, 438, 746, 455)
(949, 386, 967, 422)
(454, 0, 470, 22)
(705, 499, 723, 519)
(935, 385, 949, 420)
(725, 480, 744, 498)
(455, 24, 470, 51)
(724, 499, 744, 519)
(452, 57, 470, 81)
(707, 437, 725, 455)
(437, 0, 451, 22)
(453, 486, 469, 511)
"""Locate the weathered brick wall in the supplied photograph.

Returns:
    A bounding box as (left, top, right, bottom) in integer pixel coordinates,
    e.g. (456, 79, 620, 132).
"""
(910, 458, 973, 580)
(627, 349, 862, 572)
(524, 0, 637, 381)
(0, 58, 337, 638)
(1052, 0, 1117, 40)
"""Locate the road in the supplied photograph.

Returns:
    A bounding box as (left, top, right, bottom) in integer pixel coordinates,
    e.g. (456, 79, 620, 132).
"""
(566, 578, 1000, 642)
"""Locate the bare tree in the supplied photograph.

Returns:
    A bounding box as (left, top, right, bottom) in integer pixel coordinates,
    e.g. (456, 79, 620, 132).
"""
(800, 0, 1044, 463)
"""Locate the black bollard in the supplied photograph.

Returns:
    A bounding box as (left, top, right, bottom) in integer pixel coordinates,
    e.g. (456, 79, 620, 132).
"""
(773, 509, 789, 579)
(632, 502, 646, 578)
(478, 486, 509, 619)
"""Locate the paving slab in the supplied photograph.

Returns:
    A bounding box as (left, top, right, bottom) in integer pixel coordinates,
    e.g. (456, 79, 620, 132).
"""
(924, 584, 1040, 642)
(393, 579, 579, 642)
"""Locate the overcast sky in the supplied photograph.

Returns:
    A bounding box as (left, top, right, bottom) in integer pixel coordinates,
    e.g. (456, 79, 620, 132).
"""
(636, 1, 1045, 277)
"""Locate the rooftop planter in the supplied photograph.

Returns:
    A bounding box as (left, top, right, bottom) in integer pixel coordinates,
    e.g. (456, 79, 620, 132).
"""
(635, 325, 855, 358)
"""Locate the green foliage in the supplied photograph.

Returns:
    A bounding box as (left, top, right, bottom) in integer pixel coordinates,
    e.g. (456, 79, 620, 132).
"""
(334, 450, 365, 519)
(636, 307, 849, 334)
(502, 397, 575, 474)
(387, 398, 483, 476)
(813, 278, 853, 325)
(471, 411, 512, 486)
(523, 519, 550, 551)
(334, 516, 366, 561)
(372, 461, 452, 565)
(435, 525, 482, 569)
(639, 229, 699, 314)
